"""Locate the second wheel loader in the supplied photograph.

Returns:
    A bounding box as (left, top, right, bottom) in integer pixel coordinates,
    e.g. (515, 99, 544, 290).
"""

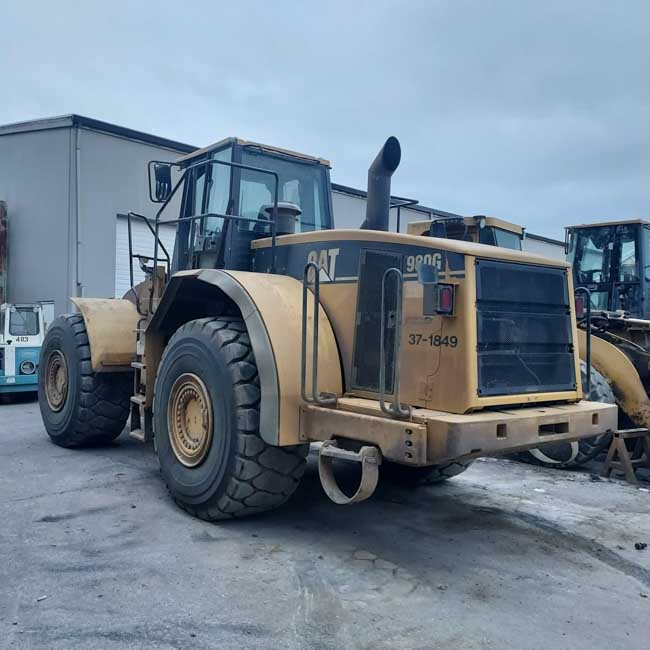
(37, 136, 616, 520)
(515, 219, 650, 468)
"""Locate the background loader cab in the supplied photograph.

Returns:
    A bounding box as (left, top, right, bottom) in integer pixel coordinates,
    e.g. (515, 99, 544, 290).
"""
(518, 218, 650, 469)
(408, 215, 524, 250)
(567, 219, 650, 316)
(0, 303, 47, 395)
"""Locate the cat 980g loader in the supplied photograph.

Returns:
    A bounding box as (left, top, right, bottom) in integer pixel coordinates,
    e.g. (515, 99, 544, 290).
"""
(37, 136, 616, 519)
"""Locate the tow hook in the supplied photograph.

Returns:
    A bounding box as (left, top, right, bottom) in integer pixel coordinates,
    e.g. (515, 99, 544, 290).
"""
(317, 440, 382, 505)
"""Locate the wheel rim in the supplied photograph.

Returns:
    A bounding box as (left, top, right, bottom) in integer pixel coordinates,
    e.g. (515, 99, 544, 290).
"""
(45, 350, 68, 412)
(168, 373, 213, 468)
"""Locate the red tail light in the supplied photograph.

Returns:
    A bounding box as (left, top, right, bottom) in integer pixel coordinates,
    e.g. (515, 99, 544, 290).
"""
(575, 295, 586, 319)
(437, 284, 455, 315)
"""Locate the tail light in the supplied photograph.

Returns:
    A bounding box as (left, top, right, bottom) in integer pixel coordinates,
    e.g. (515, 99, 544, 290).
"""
(423, 284, 455, 316)
(436, 284, 455, 314)
(575, 295, 586, 319)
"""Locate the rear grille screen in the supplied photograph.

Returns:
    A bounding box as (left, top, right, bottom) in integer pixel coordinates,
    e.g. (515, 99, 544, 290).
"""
(476, 259, 576, 397)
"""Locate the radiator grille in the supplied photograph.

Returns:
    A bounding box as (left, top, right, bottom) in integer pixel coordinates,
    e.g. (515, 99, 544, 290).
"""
(476, 259, 576, 397)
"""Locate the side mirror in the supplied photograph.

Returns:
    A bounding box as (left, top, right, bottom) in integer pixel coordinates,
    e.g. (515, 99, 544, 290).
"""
(153, 163, 172, 203)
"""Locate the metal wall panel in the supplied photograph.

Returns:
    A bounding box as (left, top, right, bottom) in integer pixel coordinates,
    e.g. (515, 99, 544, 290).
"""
(76, 128, 183, 302)
(0, 128, 72, 314)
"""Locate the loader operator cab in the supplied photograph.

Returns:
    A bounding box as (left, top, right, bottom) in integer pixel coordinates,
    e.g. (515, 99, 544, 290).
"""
(153, 138, 334, 274)
(567, 219, 650, 317)
(407, 215, 524, 251)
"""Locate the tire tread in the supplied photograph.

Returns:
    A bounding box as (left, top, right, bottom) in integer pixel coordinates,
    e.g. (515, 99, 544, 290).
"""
(42, 314, 131, 447)
(156, 317, 307, 521)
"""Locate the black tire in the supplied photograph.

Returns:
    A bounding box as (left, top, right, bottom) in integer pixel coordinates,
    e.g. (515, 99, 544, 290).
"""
(516, 362, 615, 468)
(38, 314, 132, 448)
(153, 317, 308, 521)
(382, 459, 474, 486)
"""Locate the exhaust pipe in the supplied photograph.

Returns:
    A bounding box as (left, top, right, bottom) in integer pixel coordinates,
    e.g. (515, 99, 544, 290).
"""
(361, 136, 401, 231)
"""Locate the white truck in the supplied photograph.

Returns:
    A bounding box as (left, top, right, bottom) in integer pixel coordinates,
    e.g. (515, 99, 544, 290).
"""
(0, 302, 52, 395)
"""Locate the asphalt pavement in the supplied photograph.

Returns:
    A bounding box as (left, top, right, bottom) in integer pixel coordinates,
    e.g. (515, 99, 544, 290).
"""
(0, 394, 648, 649)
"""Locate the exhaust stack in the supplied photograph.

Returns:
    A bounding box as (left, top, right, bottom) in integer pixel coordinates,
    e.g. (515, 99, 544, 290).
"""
(361, 136, 401, 231)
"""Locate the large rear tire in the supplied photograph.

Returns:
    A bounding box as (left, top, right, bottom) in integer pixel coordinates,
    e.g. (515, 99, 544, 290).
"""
(38, 314, 132, 447)
(153, 317, 308, 521)
(516, 362, 615, 468)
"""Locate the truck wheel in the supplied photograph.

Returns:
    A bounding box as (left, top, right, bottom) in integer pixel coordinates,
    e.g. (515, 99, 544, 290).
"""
(153, 317, 308, 521)
(516, 362, 615, 468)
(38, 314, 132, 447)
(382, 459, 474, 485)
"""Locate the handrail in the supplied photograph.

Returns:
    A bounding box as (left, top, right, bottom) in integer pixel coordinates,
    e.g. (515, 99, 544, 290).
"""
(145, 157, 281, 313)
(301, 261, 337, 406)
(126, 211, 172, 270)
(575, 286, 592, 395)
(124, 211, 171, 315)
(379, 267, 412, 418)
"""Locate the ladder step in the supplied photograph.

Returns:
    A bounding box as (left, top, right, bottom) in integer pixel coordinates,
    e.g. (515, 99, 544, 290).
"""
(130, 394, 146, 406)
(131, 361, 146, 370)
(129, 428, 146, 442)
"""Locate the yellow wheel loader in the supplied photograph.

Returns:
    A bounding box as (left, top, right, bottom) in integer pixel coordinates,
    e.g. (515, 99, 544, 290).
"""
(511, 219, 650, 468)
(37, 137, 616, 520)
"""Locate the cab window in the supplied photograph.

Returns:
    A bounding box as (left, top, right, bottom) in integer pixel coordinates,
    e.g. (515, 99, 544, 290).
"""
(573, 227, 614, 284)
(239, 149, 331, 233)
(493, 228, 522, 250)
(9, 307, 39, 336)
(618, 226, 638, 282)
(203, 147, 232, 234)
(479, 226, 522, 250)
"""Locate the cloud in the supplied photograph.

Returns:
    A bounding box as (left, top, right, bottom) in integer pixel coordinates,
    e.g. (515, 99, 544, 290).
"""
(2, 0, 648, 238)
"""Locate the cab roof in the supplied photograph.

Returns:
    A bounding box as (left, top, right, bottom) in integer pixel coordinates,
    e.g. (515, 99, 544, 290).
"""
(568, 218, 650, 229)
(176, 137, 331, 168)
(408, 215, 524, 236)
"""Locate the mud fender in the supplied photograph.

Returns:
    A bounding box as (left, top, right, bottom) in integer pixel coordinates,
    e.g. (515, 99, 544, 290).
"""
(71, 298, 139, 371)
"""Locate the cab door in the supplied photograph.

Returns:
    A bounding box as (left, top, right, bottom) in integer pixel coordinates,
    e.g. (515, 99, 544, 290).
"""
(641, 226, 650, 320)
(0, 306, 16, 385)
(6, 305, 41, 385)
(569, 225, 616, 311)
(612, 225, 641, 316)
(0, 307, 8, 383)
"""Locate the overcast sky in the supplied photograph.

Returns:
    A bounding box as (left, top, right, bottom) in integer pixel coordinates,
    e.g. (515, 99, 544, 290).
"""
(2, 1, 649, 239)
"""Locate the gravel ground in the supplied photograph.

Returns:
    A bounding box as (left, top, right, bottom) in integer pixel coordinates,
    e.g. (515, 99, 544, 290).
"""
(0, 394, 648, 649)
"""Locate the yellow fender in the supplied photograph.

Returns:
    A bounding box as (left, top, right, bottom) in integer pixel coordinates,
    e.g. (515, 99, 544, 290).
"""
(72, 298, 139, 371)
(577, 329, 650, 427)
(147, 269, 343, 447)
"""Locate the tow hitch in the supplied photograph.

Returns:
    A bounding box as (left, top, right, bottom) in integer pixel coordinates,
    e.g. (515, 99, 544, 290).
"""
(317, 440, 382, 505)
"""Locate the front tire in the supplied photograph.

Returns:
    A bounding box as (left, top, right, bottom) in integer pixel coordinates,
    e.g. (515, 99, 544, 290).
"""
(153, 317, 308, 521)
(38, 314, 132, 447)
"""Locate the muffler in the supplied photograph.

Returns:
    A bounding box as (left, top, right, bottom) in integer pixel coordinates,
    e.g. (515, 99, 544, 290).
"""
(361, 136, 401, 231)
